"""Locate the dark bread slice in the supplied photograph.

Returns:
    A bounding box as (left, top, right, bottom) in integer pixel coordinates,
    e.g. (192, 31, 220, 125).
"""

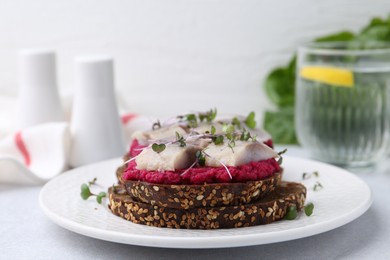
(116, 164, 282, 209)
(108, 181, 306, 229)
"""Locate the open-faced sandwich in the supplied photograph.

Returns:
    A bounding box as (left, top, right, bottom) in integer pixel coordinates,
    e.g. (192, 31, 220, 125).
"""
(109, 109, 306, 229)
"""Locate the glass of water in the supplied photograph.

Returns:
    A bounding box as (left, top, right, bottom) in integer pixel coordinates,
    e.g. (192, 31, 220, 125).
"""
(295, 42, 390, 168)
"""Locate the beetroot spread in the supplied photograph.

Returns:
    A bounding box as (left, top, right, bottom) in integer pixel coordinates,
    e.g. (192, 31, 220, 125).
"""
(123, 158, 280, 185)
(263, 139, 273, 149)
(124, 139, 279, 185)
(129, 139, 143, 157)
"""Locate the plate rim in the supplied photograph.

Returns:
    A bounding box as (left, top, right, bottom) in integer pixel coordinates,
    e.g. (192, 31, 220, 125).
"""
(39, 156, 373, 248)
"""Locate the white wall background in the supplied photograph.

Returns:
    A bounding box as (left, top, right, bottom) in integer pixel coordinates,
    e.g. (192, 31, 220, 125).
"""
(0, 0, 389, 122)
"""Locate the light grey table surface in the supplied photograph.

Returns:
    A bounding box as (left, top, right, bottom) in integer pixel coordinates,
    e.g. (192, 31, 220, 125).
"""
(1, 146, 389, 260)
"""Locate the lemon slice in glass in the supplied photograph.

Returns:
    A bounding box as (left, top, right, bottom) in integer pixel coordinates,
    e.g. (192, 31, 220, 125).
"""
(300, 66, 354, 87)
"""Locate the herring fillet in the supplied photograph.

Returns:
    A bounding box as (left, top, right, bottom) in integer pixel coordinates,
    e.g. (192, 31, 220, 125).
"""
(205, 141, 278, 167)
(132, 125, 188, 145)
(135, 146, 198, 171)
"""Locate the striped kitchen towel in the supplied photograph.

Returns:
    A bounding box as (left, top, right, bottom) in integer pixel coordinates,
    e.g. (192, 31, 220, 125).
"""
(0, 113, 152, 185)
(0, 123, 70, 185)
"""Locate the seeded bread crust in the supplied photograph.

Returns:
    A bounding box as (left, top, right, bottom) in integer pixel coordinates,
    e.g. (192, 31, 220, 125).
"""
(108, 182, 306, 229)
(116, 164, 282, 209)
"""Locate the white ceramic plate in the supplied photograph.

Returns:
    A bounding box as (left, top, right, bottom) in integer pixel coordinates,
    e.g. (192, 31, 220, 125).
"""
(39, 156, 372, 248)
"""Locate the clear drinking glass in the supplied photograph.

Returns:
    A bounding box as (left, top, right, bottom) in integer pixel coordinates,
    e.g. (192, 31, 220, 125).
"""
(296, 42, 390, 168)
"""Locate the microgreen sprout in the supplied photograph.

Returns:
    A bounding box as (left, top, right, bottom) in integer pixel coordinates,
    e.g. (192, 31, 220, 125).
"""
(177, 113, 198, 128)
(222, 124, 235, 135)
(152, 143, 166, 153)
(96, 192, 106, 204)
(175, 132, 186, 147)
(199, 108, 217, 123)
(277, 157, 283, 165)
(304, 203, 314, 216)
(278, 148, 288, 156)
(196, 150, 206, 166)
(227, 140, 236, 152)
(88, 177, 97, 186)
(302, 171, 320, 180)
(80, 183, 106, 204)
(211, 125, 216, 135)
(245, 111, 256, 129)
(313, 181, 324, 191)
(186, 114, 198, 128)
(178, 109, 218, 128)
(152, 120, 161, 130)
(231, 117, 242, 129)
(80, 184, 92, 200)
(285, 205, 297, 220)
(212, 135, 224, 145)
(277, 148, 287, 165)
(240, 129, 252, 141)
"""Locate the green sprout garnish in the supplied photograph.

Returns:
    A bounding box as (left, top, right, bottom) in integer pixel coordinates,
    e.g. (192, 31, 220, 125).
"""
(285, 205, 297, 220)
(80, 183, 106, 204)
(304, 203, 314, 216)
(222, 124, 235, 135)
(240, 129, 251, 141)
(245, 111, 256, 129)
(152, 120, 161, 130)
(196, 151, 206, 166)
(313, 181, 324, 191)
(199, 108, 217, 123)
(278, 148, 287, 156)
(186, 114, 198, 128)
(175, 132, 186, 147)
(152, 143, 166, 153)
(96, 192, 107, 204)
(88, 177, 97, 186)
(178, 109, 217, 128)
(228, 140, 236, 152)
(277, 157, 283, 165)
(211, 125, 216, 135)
(231, 117, 241, 129)
(213, 135, 224, 145)
(80, 184, 92, 200)
(302, 171, 320, 180)
(178, 113, 198, 128)
(277, 148, 287, 165)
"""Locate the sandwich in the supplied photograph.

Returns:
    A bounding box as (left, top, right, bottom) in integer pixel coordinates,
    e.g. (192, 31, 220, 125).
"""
(109, 110, 306, 229)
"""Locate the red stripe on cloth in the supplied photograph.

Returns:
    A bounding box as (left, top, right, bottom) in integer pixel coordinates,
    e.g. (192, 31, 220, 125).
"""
(14, 131, 31, 167)
(121, 113, 138, 124)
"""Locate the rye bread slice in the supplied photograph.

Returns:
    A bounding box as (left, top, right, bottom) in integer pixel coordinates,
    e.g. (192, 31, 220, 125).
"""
(108, 181, 306, 229)
(116, 164, 282, 209)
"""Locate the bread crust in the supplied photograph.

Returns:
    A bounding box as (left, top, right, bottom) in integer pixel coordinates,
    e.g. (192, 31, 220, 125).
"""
(117, 164, 282, 209)
(108, 182, 306, 229)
